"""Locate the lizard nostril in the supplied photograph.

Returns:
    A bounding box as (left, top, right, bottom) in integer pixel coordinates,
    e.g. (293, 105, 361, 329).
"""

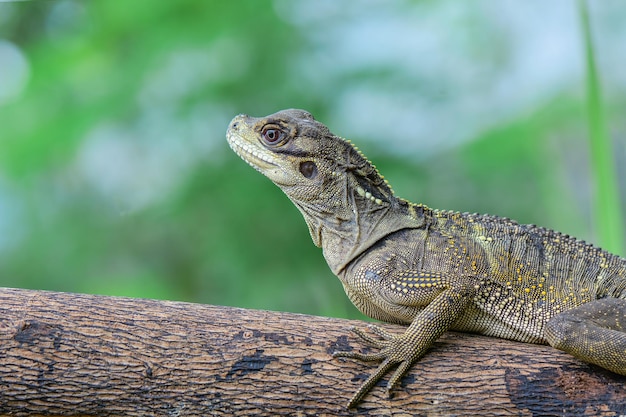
(230, 114, 250, 131)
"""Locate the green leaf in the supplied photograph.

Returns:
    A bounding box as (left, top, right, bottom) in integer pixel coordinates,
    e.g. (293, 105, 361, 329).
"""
(579, 0, 625, 256)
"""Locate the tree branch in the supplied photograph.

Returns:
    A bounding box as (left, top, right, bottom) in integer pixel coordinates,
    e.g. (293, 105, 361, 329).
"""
(0, 287, 624, 416)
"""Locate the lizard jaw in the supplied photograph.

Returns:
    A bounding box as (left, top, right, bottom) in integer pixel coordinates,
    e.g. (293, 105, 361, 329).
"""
(226, 131, 278, 173)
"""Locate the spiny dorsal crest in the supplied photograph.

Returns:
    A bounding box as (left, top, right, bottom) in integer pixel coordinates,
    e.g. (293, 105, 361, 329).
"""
(339, 137, 395, 203)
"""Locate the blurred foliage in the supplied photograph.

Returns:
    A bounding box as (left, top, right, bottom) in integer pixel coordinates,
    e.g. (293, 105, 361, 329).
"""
(579, 0, 625, 255)
(0, 0, 624, 320)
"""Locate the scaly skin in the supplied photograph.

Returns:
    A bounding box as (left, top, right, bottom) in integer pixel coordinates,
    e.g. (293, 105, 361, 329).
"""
(226, 109, 626, 408)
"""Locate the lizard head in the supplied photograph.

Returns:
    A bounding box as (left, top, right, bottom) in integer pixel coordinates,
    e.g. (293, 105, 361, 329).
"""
(226, 109, 397, 247)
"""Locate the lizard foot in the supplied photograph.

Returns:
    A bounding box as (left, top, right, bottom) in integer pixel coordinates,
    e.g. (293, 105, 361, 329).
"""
(333, 325, 419, 408)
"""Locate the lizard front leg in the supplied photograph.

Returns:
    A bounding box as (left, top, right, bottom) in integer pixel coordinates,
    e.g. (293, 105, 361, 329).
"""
(334, 274, 476, 408)
(545, 297, 626, 375)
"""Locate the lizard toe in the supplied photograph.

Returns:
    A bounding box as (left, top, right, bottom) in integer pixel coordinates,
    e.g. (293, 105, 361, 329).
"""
(367, 324, 395, 340)
(333, 350, 387, 362)
(386, 359, 413, 392)
(346, 357, 397, 409)
(351, 326, 389, 348)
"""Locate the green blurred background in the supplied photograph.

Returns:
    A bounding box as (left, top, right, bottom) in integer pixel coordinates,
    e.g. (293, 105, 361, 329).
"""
(0, 0, 624, 320)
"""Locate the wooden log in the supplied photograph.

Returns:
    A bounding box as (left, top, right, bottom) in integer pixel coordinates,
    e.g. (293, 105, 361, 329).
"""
(0, 287, 625, 416)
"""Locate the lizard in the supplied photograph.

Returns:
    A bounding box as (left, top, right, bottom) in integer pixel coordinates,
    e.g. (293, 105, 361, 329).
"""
(225, 108, 626, 408)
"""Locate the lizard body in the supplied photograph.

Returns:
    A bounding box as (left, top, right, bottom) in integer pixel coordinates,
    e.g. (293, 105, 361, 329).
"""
(226, 109, 626, 408)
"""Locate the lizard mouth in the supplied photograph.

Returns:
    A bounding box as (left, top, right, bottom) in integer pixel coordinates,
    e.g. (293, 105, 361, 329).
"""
(227, 133, 278, 172)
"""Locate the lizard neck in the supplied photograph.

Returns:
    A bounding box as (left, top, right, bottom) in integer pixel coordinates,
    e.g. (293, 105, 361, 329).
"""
(294, 194, 427, 274)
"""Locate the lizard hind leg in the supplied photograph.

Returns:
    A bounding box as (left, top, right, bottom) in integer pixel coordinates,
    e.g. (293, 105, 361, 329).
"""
(333, 283, 474, 408)
(545, 297, 626, 376)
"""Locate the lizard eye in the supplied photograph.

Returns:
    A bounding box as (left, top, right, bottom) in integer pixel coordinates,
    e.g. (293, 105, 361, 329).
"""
(299, 161, 318, 179)
(261, 127, 285, 145)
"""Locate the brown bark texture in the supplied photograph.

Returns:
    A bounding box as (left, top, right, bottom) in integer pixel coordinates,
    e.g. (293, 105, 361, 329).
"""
(0, 287, 625, 417)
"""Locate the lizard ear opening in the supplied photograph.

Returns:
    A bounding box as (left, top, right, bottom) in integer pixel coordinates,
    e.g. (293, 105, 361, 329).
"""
(299, 161, 318, 179)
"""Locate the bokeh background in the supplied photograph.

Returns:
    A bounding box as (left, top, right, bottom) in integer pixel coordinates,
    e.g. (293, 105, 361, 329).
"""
(1, 0, 624, 320)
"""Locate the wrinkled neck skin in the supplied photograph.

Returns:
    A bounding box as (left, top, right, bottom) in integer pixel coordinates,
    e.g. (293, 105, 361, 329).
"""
(289, 190, 424, 275)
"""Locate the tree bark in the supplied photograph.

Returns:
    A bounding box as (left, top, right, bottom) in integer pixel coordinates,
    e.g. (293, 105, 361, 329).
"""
(0, 287, 624, 416)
